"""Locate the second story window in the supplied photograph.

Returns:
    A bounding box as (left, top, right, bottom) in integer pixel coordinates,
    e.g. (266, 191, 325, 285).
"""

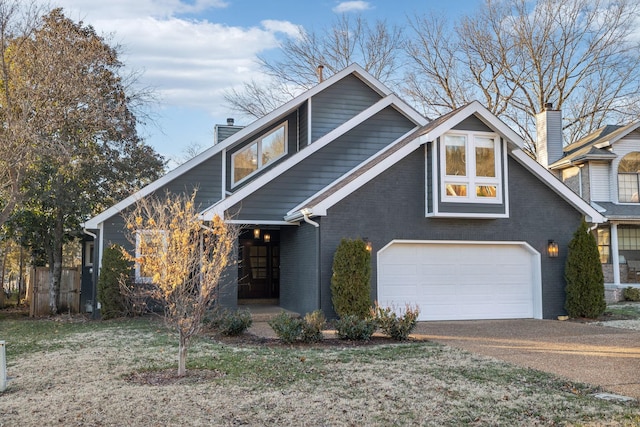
(232, 123, 287, 186)
(618, 152, 640, 203)
(441, 131, 502, 203)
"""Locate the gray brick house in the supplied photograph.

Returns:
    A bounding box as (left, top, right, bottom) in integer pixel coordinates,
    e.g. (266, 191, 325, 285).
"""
(83, 64, 605, 320)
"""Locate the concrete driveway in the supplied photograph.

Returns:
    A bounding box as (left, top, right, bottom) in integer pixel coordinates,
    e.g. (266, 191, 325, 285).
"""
(412, 319, 640, 400)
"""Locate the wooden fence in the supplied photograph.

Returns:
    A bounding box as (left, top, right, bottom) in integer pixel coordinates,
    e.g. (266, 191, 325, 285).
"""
(28, 267, 81, 316)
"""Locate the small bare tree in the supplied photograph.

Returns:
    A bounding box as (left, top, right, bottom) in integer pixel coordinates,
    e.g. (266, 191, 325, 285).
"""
(123, 191, 238, 377)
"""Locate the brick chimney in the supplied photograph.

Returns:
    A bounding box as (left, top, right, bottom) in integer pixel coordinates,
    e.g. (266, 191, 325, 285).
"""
(535, 103, 563, 168)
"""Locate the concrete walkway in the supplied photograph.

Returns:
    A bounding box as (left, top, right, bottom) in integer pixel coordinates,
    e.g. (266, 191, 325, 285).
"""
(412, 319, 640, 400)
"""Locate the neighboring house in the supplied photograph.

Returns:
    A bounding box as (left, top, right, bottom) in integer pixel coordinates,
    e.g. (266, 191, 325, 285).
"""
(538, 105, 640, 297)
(83, 64, 605, 321)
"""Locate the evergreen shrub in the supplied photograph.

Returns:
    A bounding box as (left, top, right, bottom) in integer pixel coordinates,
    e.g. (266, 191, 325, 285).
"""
(206, 308, 253, 336)
(331, 238, 371, 319)
(564, 220, 606, 318)
(269, 311, 304, 344)
(623, 287, 640, 302)
(373, 303, 420, 341)
(97, 244, 130, 319)
(334, 314, 376, 341)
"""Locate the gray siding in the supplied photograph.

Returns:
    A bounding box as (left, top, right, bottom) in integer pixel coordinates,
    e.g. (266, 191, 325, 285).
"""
(162, 152, 223, 209)
(453, 114, 492, 132)
(320, 149, 582, 319)
(279, 223, 320, 314)
(232, 107, 416, 221)
(311, 74, 383, 142)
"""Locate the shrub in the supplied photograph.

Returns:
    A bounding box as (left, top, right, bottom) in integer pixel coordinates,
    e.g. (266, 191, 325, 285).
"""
(331, 238, 371, 319)
(97, 244, 130, 319)
(300, 310, 326, 343)
(269, 311, 303, 344)
(623, 287, 640, 302)
(564, 220, 606, 318)
(334, 314, 377, 341)
(373, 303, 420, 341)
(206, 308, 253, 336)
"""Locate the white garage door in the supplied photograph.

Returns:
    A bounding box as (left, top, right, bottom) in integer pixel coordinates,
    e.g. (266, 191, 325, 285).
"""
(377, 241, 542, 321)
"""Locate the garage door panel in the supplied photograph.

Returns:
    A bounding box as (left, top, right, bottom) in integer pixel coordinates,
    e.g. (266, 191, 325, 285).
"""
(378, 242, 539, 321)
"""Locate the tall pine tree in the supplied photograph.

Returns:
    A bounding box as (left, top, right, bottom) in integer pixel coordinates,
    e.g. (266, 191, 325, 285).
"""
(564, 219, 606, 318)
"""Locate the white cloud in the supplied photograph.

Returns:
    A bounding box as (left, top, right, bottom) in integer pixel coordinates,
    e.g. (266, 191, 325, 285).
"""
(332, 1, 372, 13)
(261, 19, 301, 39)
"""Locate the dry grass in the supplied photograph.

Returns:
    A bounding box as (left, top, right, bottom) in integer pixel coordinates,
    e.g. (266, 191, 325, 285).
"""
(1, 313, 639, 426)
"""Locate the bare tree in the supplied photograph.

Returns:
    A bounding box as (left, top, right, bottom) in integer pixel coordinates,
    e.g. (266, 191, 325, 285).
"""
(123, 191, 238, 377)
(224, 14, 404, 118)
(405, 0, 640, 151)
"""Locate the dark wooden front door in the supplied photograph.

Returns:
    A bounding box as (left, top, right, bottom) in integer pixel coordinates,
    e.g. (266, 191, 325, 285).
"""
(238, 230, 279, 300)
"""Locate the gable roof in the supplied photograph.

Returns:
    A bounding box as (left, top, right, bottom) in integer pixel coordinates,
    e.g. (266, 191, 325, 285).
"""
(550, 122, 640, 169)
(83, 64, 417, 229)
(283, 101, 606, 224)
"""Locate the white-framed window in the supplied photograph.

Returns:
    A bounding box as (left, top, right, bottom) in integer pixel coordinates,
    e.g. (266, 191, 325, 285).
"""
(135, 230, 166, 283)
(617, 152, 640, 203)
(232, 122, 287, 186)
(441, 131, 502, 203)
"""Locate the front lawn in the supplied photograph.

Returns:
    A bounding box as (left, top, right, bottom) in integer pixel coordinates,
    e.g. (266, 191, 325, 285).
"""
(0, 314, 638, 426)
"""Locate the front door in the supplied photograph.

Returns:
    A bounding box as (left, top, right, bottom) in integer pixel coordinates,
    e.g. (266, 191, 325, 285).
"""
(238, 229, 279, 300)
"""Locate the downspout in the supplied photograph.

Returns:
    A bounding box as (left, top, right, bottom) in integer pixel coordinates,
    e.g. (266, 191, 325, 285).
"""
(82, 229, 98, 319)
(301, 209, 321, 310)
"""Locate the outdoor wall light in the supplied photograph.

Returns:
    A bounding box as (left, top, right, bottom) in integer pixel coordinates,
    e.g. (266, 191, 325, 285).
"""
(363, 237, 373, 252)
(264, 233, 271, 243)
(548, 240, 559, 258)
(253, 228, 260, 239)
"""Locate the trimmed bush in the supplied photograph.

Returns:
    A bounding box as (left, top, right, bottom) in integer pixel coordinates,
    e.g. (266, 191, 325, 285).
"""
(334, 314, 377, 341)
(206, 308, 253, 336)
(269, 311, 304, 344)
(565, 220, 606, 318)
(97, 244, 130, 319)
(331, 238, 371, 319)
(301, 310, 326, 343)
(623, 287, 640, 302)
(374, 303, 420, 341)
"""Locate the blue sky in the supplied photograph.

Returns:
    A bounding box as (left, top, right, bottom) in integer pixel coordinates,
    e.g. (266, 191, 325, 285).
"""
(37, 0, 482, 167)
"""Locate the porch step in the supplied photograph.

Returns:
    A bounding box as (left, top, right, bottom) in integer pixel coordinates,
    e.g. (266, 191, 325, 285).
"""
(239, 304, 299, 322)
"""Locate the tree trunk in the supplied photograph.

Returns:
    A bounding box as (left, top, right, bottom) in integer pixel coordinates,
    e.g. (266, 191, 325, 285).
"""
(48, 209, 64, 315)
(178, 332, 188, 377)
(0, 247, 6, 309)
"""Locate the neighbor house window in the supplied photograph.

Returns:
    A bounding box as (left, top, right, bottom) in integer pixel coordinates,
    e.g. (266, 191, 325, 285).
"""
(441, 131, 501, 203)
(596, 228, 610, 264)
(618, 152, 640, 203)
(232, 123, 287, 186)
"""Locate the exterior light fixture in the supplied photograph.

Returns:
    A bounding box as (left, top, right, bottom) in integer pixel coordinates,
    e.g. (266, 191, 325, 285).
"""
(253, 228, 260, 239)
(548, 240, 559, 258)
(264, 233, 271, 243)
(363, 237, 372, 252)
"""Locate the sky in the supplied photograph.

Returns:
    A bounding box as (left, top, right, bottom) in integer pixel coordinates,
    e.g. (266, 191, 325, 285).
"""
(35, 0, 482, 168)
